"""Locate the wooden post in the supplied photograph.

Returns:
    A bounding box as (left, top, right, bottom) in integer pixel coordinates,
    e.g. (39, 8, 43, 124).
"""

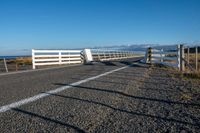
(182, 45, 185, 71)
(16, 61, 18, 71)
(148, 47, 152, 63)
(196, 46, 198, 71)
(160, 49, 164, 62)
(178, 44, 185, 71)
(3, 58, 8, 72)
(187, 47, 190, 64)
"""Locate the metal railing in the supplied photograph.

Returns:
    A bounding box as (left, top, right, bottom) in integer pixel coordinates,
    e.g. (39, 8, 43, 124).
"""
(91, 49, 140, 61)
(32, 49, 82, 69)
(32, 49, 142, 69)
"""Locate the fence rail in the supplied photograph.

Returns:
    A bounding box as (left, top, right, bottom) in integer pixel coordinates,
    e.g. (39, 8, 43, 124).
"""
(32, 49, 82, 69)
(145, 44, 200, 72)
(145, 45, 180, 68)
(91, 49, 141, 61)
(1, 49, 141, 72)
(32, 49, 142, 69)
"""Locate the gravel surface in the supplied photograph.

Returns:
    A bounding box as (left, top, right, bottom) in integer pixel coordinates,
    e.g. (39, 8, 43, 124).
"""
(0, 58, 199, 132)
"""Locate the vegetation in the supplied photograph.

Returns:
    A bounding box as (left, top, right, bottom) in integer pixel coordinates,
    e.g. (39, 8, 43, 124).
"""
(185, 53, 200, 72)
(15, 57, 32, 65)
(182, 72, 200, 79)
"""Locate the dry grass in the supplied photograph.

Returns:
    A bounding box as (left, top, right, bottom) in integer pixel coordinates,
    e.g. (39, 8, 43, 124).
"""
(184, 53, 200, 72)
(5, 57, 32, 65)
(0, 57, 32, 72)
(182, 72, 200, 79)
(15, 57, 32, 65)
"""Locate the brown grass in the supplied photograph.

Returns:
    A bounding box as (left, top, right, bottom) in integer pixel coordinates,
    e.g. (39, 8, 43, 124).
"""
(185, 53, 200, 72)
(15, 57, 32, 65)
(183, 72, 200, 79)
(5, 57, 32, 65)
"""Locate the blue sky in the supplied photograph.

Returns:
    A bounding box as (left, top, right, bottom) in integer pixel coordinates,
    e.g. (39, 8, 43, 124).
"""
(0, 0, 200, 55)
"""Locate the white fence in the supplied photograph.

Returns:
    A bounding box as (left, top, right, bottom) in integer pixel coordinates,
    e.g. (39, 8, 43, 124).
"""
(32, 49, 143, 69)
(91, 49, 140, 61)
(32, 49, 82, 69)
(145, 45, 185, 71)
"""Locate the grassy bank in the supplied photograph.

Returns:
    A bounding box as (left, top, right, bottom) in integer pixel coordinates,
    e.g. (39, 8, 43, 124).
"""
(0, 57, 32, 72)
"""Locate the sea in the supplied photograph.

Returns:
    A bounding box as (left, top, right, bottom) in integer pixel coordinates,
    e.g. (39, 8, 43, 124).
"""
(0, 55, 31, 59)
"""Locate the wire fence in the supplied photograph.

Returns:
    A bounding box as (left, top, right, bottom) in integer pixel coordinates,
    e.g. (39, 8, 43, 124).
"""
(0, 57, 32, 73)
(91, 49, 143, 61)
(184, 46, 200, 72)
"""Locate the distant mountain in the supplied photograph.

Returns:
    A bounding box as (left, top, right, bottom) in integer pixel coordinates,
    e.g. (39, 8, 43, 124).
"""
(91, 44, 160, 52)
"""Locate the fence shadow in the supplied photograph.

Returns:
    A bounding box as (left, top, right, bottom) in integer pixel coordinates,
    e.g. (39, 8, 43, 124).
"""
(12, 108, 86, 133)
(52, 83, 200, 107)
(44, 92, 200, 127)
(119, 61, 132, 65)
(100, 61, 117, 66)
(103, 75, 172, 86)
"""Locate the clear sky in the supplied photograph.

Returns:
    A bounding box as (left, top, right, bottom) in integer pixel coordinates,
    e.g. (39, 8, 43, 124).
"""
(0, 0, 200, 55)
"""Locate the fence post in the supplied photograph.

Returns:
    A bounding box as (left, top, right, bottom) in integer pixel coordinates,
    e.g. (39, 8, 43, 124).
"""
(103, 51, 106, 59)
(109, 51, 112, 59)
(68, 52, 71, 64)
(178, 44, 185, 71)
(114, 51, 116, 59)
(59, 52, 62, 65)
(32, 49, 36, 69)
(160, 49, 164, 62)
(148, 47, 152, 63)
(196, 46, 198, 71)
(15, 61, 18, 71)
(187, 47, 190, 64)
(98, 50, 101, 61)
(3, 58, 8, 72)
(144, 48, 149, 63)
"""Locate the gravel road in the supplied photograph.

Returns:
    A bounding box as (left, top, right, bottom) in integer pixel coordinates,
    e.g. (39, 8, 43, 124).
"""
(0, 58, 199, 132)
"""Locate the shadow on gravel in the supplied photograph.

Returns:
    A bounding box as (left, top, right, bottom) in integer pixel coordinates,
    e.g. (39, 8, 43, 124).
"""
(100, 62, 117, 66)
(44, 92, 200, 127)
(53, 83, 200, 108)
(130, 63, 149, 68)
(103, 75, 173, 86)
(119, 61, 132, 65)
(12, 108, 86, 133)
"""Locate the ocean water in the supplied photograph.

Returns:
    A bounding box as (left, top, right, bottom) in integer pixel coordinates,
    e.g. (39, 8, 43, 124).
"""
(0, 56, 31, 59)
